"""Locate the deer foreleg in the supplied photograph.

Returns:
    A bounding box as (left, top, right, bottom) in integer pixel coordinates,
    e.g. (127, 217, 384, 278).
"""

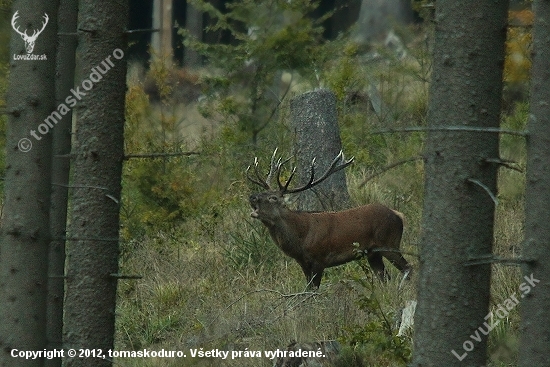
(309, 263, 324, 289)
(297, 259, 324, 289)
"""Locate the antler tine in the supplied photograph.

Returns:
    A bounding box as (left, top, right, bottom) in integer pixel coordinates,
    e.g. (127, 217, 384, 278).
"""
(11, 11, 26, 37)
(284, 150, 354, 194)
(283, 157, 315, 192)
(275, 156, 294, 191)
(265, 148, 280, 187)
(279, 165, 297, 192)
(246, 157, 271, 190)
(30, 13, 48, 38)
(247, 148, 290, 191)
(38, 13, 49, 33)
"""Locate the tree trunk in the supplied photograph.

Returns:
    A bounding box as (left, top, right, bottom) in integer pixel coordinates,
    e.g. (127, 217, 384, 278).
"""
(61, 1, 128, 366)
(152, 0, 173, 64)
(517, 1, 550, 365)
(352, 0, 413, 43)
(327, 0, 362, 39)
(183, 1, 203, 67)
(290, 89, 351, 211)
(0, 1, 59, 366)
(46, 1, 78, 367)
(411, 1, 508, 366)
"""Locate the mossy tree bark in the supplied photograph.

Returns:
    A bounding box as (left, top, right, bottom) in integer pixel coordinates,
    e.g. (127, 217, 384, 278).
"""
(290, 89, 351, 211)
(411, 1, 508, 366)
(0, 1, 59, 366)
(61, 1, 128, 366)
(517, 1, 550, 365)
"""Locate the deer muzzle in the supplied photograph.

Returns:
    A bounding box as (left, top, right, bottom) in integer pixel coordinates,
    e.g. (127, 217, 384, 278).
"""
(249, 194, 260, 218)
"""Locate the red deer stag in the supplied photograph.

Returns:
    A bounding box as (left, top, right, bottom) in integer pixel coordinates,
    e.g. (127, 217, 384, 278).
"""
(247, 149, 411, 288)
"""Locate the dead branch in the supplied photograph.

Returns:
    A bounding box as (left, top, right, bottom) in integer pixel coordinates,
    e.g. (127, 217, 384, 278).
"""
(59, 236, 119, 242)
(362, 247, 419, 258)
(109, 273, 143, 279)
(463, 255, 534, 266)
(370, 126, 528, 137)
(123, 151, 200, 160)
(205, 287, 322, 330)
(484, 158, 524, 173)
(467, 178, 499, 206)
(358, 156, 423, 188)
(125, 28, 160, 34)
(51, 183, 108, 190)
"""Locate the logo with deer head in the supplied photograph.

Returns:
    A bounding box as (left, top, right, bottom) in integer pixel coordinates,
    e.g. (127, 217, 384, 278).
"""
(11, 11, 49, 54)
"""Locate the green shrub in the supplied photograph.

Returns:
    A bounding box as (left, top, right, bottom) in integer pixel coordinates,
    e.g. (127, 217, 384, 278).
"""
(339, 258, 412, 366)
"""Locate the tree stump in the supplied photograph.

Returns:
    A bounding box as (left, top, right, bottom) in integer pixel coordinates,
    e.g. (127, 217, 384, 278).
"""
(290, 89, 351, 211)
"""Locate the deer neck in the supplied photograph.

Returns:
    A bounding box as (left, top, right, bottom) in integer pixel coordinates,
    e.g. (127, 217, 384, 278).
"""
(265, 209, 309, 256)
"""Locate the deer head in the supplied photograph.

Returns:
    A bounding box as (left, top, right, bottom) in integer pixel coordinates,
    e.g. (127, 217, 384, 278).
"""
(247, 148, 354, 221)
(11, 11, 49, 54)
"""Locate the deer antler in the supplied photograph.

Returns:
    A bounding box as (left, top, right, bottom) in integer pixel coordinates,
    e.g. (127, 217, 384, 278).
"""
(246, 157, 271, 190)
(283, 150, 354, 194)
(31, 13, 49, 39)
(247, 148, 294, 190)
(11, 11, 26, 38)
(247, 148, 354, 194)
(11, 11, 48, 39)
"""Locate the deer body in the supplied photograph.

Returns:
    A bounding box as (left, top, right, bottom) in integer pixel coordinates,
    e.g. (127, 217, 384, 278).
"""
(250, 192, 410, 288)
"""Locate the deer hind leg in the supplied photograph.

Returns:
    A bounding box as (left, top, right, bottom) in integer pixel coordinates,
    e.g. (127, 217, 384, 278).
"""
(366, 252, 388, 281)
(381, 251, 412, 279)
(379, 223, 412, 279)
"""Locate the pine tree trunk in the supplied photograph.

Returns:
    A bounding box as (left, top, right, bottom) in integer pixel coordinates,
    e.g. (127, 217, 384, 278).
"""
(183, 1, 203, 67)
(290, 89, 351, 211)
(411, 1, 508, 366)
(0, 1, 59, 366)
(152, 0, 173, 64)
(517, 1, 550, 365)
(61, 1, 128, 366)
(46, 1, 78, 367)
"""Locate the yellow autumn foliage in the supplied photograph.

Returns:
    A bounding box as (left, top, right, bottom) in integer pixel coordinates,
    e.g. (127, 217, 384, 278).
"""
(504, 10, 533, 84)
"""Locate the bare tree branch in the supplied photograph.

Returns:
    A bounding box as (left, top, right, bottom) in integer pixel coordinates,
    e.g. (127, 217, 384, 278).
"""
(123, 151, 200, 160)
(485, 157, 524, 173)
(125, 28, 160, 34)
(109, 273, 143, 279)
(463, 255, 534, 266)
(370, 126, 528, 137)
(467, 178, 499, 206)
(358, 156, 423, 188)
